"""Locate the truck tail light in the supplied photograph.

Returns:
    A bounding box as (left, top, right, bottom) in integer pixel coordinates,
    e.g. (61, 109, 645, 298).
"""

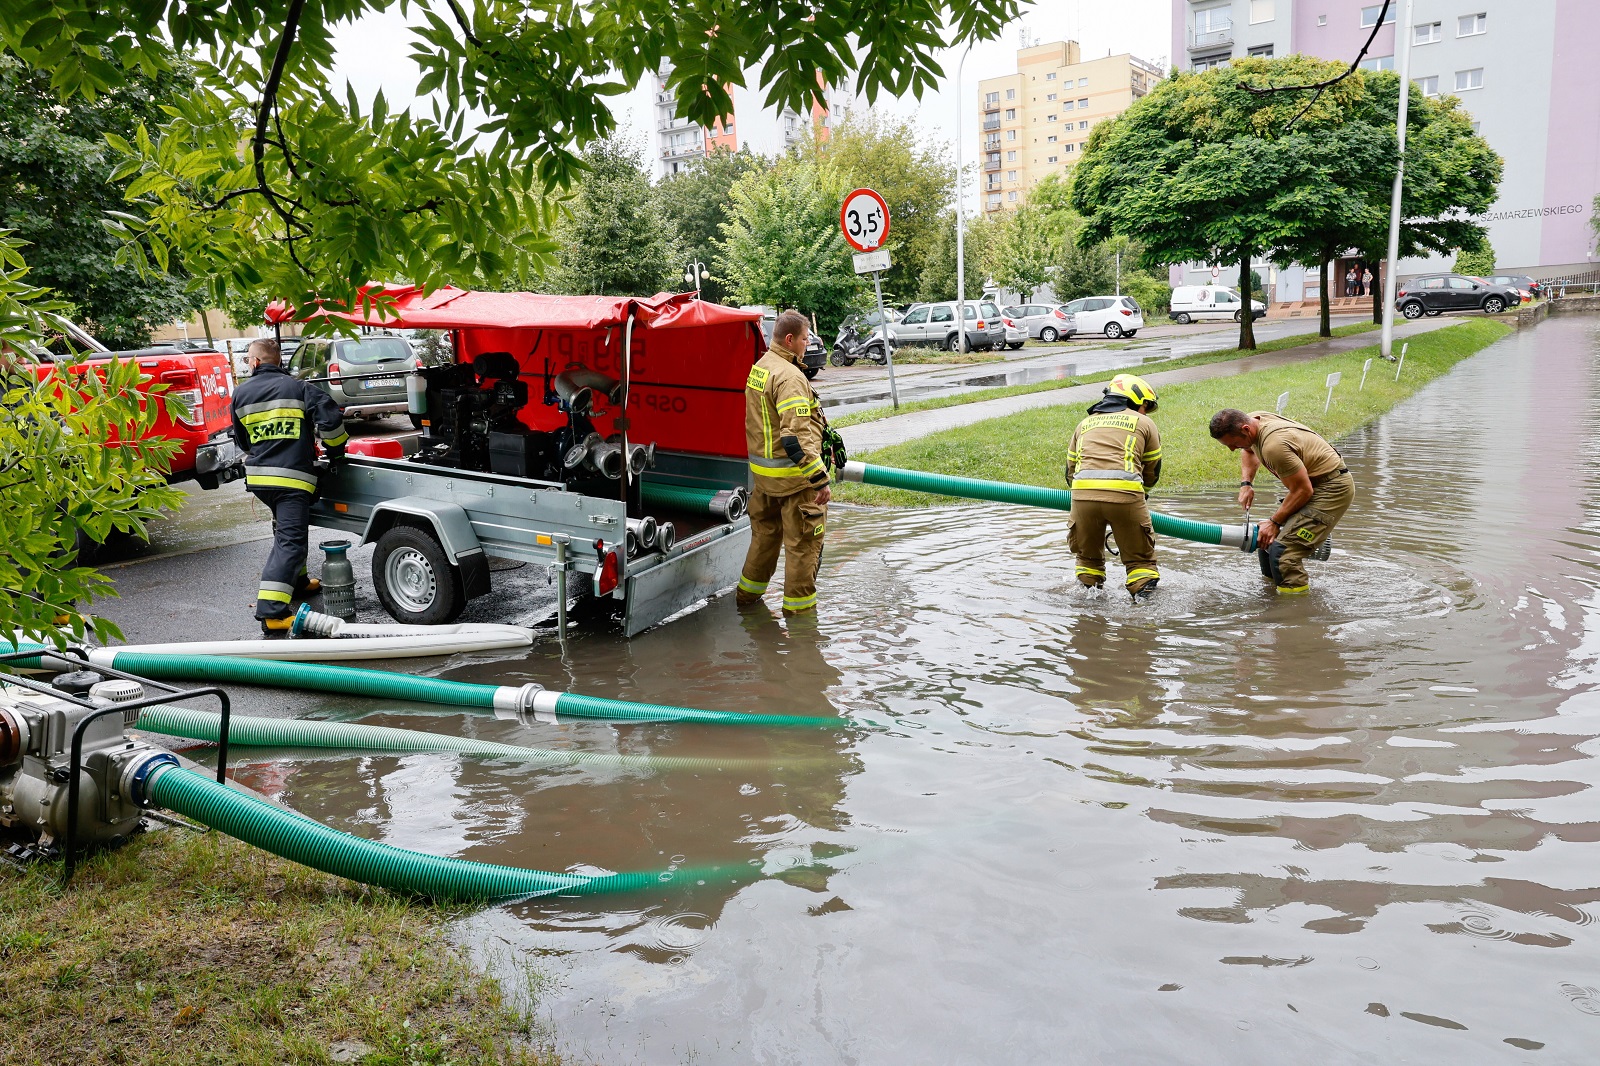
(594, 541, 619, 596)
(159, 369, 204, 428)
(328, 360, 342, 386)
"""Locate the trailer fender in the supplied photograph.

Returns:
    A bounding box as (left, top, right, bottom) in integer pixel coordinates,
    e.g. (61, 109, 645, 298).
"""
(361, 498, 490, 599)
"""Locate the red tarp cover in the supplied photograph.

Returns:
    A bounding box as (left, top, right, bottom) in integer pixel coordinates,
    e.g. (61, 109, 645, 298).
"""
(269, 288, 765, 460)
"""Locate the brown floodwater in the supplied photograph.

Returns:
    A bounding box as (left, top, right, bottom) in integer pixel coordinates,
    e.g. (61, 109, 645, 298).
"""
(225, 315, 1600, 1063)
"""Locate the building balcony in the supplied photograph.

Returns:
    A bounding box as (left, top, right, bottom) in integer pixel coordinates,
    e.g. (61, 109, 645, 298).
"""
(982, 117, 1001, 131)
(661, 143, 703, 161)
(1189, 26, 1234, 51)
(984, 159, 1002, 172)
(659, 115, 698, 132)
(655, 91, 676, 105)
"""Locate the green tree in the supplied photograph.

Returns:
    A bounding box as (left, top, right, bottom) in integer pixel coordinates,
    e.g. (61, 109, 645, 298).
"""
(0, 232, 183, 645)
(1452, 244, 1495, 277)
(655, 146, 763, 304)
(718, 158, 864, 336)
(0, 1, 1016, 323)
(917, 211, 994, 302)
(548, 137, 677, 296)
(986, 204, 1059, 297)
(801, 112, 955, 300)
(0, 51, 199, 347)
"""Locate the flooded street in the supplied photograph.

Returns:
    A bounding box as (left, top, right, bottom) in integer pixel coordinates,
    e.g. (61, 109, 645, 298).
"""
(224, 316, 1600, 1063)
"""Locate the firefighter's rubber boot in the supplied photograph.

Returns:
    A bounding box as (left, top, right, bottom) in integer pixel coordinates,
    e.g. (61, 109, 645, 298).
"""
(294, 578, 322, 598)
(261, 616, 294, 639)
(1275, 583, 1310, 596)
(1129, 577, 1160, 603)
(1259, 543, 1286, 583)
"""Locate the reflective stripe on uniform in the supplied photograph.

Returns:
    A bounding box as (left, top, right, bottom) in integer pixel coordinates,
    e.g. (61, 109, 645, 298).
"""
(239, 406, 307, 426)
(782, 592, 817, 611)
(775, 396, 812, 415)
(245, 464, 317, 492)
(738, 575, 769, 595)
(1072, 467, 1144, 492)
(1125, 568, 1160, 586)
(257, 587, 293, 604)
(318, 424, 350, 446)
(235, 397, 307, 418)
(1143, 448, 1162, 461)
(749, 462, 808, 478)
(1075, 566, 1106, 577)
(750, 451, 798, 468)
(1276, 583, 1310, 596)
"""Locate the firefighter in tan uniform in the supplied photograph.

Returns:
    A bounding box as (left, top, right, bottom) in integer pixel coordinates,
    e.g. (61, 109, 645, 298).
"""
(737, 310, 831, 614)
(1066, 374, 1164, 600)
(1208, 408, 1356, 595)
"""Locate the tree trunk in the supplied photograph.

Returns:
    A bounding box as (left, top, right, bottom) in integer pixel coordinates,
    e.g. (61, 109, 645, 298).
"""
(1238, 248, 1256, 350)
(1318, 257, 1331, 338)
(200, 309, 215, 347)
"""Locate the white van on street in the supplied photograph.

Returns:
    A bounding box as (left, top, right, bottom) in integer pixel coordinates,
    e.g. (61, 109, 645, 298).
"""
(1168, 286, 1266, 324)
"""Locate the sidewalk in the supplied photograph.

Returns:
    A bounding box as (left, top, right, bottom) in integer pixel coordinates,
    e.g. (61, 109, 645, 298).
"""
(839, 317, 1454, 454)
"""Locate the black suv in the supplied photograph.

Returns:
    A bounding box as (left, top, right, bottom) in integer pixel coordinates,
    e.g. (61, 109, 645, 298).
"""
(1395, 274, 1521, 319)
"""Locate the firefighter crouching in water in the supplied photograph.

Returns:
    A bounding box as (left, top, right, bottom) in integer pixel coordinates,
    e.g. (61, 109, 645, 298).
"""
(1066, 373, 1163, 601)
(1208, 408, 1355, 595)
(230, 338, 349, 634)
(737, 310, 831, 615)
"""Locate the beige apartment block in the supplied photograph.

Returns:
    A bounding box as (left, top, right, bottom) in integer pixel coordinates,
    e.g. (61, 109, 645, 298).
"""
(978, 41, 1163, 214)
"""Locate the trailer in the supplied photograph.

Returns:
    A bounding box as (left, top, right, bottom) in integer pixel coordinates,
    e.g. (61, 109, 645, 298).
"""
(268, 288, 759, 636)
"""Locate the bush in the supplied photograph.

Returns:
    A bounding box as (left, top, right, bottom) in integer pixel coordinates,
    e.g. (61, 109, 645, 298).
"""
(1453, 246, 1495, 277)
(1121, 273, 1172, 316)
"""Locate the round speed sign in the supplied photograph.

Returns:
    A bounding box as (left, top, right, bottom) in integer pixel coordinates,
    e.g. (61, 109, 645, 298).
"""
(840, 188, 891, 253)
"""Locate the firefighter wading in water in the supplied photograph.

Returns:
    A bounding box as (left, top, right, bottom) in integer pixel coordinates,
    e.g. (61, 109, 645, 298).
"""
(230, 338, 349, 634)
(737, 310, 831, 614)
(1065, 374, 1163, 601)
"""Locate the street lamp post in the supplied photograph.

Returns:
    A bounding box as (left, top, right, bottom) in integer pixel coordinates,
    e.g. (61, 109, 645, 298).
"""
(1380, 0, 1417, 359)
(954, 43, 973, 355)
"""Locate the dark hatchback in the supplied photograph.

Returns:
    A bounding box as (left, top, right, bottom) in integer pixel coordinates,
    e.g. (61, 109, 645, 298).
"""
(759, 314, 828, 379)
(1395, 273, 1522, 319)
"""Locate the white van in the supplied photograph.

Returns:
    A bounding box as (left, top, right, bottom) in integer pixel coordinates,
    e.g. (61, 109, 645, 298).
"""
(1169, 286, 1266, 324)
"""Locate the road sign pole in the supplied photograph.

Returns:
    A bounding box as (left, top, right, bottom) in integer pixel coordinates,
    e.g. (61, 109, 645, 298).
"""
(873, 269, 899, 410)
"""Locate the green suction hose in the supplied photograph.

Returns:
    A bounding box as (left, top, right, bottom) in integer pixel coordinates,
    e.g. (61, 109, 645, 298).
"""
(143, 764, 731, 901)
(839, 462, 1255, 550)
(640, 482, 746, 520)
(135, 705, 763, 771)
(93, 651, 848, 729)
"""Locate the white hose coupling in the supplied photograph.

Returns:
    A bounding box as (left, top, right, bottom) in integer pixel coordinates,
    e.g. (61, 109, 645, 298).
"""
(841, 460, 866, 483)
(491, 682, 544, 720)
(291, 604, 345, 638)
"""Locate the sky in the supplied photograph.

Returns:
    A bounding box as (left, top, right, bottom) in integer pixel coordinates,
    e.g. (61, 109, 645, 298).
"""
(329, 0, 1173, 176)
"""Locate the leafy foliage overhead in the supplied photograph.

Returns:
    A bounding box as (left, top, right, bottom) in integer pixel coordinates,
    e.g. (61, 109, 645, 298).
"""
(0, 0, 1018, 319)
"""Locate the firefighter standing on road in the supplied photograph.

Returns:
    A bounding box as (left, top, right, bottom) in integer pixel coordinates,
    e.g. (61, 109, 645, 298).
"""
(737, 310, 831, 615)
(1208, 408, 1356, 596)
(231, 338, 348, 633)
(1066, 374, 1164, 600)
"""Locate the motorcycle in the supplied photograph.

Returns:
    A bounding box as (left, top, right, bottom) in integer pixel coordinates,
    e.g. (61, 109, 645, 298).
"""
(830, 319, 896, 366)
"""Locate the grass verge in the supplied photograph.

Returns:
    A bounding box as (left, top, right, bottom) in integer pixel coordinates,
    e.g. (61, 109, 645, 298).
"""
(0, 827, 555, 1066)
(830, 320, 1382, 429)
(835, 318, 1508, 507)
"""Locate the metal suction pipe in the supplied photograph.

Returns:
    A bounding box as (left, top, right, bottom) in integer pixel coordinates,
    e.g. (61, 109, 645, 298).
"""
(588, 441, 623, 479)
(626, 516, 659, 551)
(657, 522, 676, 553)
(627, 442, 656, 477)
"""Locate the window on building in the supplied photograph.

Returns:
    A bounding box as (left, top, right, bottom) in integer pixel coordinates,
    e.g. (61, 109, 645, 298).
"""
(1470, 121, 1482, 134)
(1248, 44, 1275, 58)
(985, 91, 999, 106)
(1458, 13, 1486, 36)
(1006, 88, 1016, 100)
(1360, 5, 1395, 27)
(1047, 155, 1058, 163)
(1008, 129, 1017, 140)
(1192, 53, 1230, 72)
(1047, 115, 1057, 122)
(1455, 67, 1483, 91)
(988, 194, 1002, 208)
(1077, 98, 1088, 108)
(1414, 21, 1442, 44)
(1415, 75, 1440, 96)
(1047, 135, 1058, 143)
(1065, 144, 1075, 153)
(1194, 6, 1232, 34)
(1079, 120, 1089, 130)
(1046, 72, 1057, 81)
(1359, 56, 1394, 71)
(1008, 191, 1019, 201)
(1047, 93, 1057, 101)
(1064, 100, 1075, 110)
(1007, 170, 1017, 181)
(1078, 77, 1089, 87)
(1249, 0, 1275, 23)
(1007, 150, 1018, 161)
(1317, 15, 1327, 26)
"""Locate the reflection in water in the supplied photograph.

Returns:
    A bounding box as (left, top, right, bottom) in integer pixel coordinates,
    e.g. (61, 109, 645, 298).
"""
(228, 318, 1600, 1063)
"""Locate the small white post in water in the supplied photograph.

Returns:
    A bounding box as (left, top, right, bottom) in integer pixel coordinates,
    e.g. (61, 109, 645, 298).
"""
(1394, 341, 1408, 381)
(1324, 371, 1342, 413)
(1276, 390, 1290, 415)
(1360, 357, 1373, 390)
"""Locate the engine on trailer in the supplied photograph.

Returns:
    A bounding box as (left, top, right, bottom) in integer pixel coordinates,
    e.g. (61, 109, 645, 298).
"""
(0, 674, 176, 855)
(411, 352, 657, 498)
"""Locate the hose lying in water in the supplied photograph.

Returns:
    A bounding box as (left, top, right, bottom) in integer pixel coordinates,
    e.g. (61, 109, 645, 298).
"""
(640, 482, 748, 521)
(839, 461, 1259, 551)
(134, 705, 764, 771)
(142, 764, 732, 901)
(79, 622, 534, 662)
(80, 650, 850, 729)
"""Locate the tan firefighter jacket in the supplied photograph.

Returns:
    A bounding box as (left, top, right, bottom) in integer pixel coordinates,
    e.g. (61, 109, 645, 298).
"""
(1065, 401, 1163, 503)
(746, 345, 829, 497)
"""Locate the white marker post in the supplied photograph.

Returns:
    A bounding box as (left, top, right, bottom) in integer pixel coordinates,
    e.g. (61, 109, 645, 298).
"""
(1360, 357, 1373, 390)
(841, 188, 897, 408)
(1324, 371, 1342, 413)
(1394, 341, 1408, 381)
(1276, 390, 1290, 415)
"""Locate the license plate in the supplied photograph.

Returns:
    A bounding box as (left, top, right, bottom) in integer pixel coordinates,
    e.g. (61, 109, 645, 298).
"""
(363, 377, 401, 389)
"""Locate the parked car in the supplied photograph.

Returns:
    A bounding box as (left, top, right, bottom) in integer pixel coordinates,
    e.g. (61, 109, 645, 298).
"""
(1394, 274, 1520, 320)
(1003, 303, 1076, 342)
(1061, 295, 1145, 339)
(1001, 315, 1027, 350)
(1168, 285, 1266, 324)
(890, 300, 1006, 351)
(1480, 274, 1543, 300)
(287, 333, 418, 423)
(758, 314, 827, 379)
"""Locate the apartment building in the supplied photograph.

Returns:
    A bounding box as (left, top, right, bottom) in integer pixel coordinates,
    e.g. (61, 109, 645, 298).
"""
(653, 61, 862, 179)
(1172, 0, 1600, 286)
(976, 41, 1164, 215)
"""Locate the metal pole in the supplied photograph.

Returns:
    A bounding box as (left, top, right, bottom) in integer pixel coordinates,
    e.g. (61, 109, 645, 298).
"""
(954, 44, 972, 355)
(1380, 0, 1416, 360)
(554, 538, 568, 638)
(1115, 249, 1122, 296)
(874, 269, 899, 409)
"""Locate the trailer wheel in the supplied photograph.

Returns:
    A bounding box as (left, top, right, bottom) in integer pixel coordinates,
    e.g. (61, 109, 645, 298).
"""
(372, 525, 465, 624)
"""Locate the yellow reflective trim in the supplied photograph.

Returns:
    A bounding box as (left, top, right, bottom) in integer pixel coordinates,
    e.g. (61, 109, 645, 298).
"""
(1072, 479, 1144, 492)
(775, 396, 810, 413)
(1275, 584, 1311, 596)
(1075, 566, 1106, 577)
(1126, 568, 1160, 581)
(246, 474, 316, 492)
(321, 429, 350, 446)
(738, 575, 768, 594)
(799, 459, 825, 478)
(256, 589, 293, 604)
(749, 462, 807, 478)
(240, 407, 306, 426)
(782, 593, 817, 611)
(746, 366, 770, 392)
(1143, 449, 1162, 460)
